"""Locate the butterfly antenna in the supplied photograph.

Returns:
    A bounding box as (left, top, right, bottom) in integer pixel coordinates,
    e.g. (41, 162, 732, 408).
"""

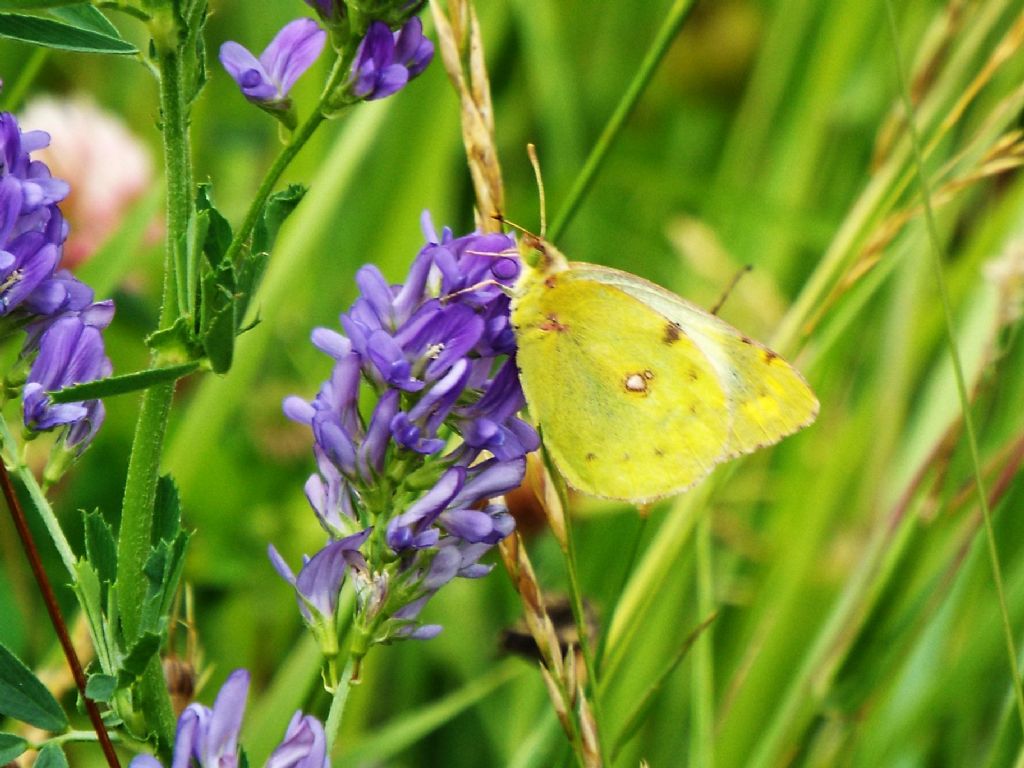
(527, 143, 547, 238)
(710, 264, 753, 316)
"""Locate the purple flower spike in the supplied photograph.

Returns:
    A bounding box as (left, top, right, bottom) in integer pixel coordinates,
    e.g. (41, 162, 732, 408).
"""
(284, 213, 537, 649)
(349, 18, 433, 101)
(220, 19, 326, 118)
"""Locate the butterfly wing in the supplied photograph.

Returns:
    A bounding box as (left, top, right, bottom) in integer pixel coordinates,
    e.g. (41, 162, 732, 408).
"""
(568, 263, 819, 458)
(512, 269, 732, 502)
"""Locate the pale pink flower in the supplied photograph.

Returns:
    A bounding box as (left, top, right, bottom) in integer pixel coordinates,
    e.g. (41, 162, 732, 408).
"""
(19, 95, 154, 268)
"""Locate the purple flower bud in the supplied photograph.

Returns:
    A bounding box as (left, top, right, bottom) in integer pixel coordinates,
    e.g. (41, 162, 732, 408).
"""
(348, 19, 433, 101)
(220, 19, 326, 117)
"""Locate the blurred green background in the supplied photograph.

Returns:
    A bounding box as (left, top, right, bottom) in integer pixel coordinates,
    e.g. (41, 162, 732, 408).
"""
(4, 0, 1024, 765)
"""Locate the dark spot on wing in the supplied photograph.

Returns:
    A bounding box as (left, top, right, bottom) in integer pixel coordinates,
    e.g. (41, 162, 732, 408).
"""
(539, 313, 568, 333)
(763, 349, 778, 364)
(687, 368, 699, 381)
(663, 322, 682, 344)
(741, 336, 753, 345)
(544, 275, 558, 289)
(585, 452, 596, 462)
(654, 447, 664, 457)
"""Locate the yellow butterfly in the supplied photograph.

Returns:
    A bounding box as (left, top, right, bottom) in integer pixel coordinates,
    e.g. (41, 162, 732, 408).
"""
(510, 233, 819, 503)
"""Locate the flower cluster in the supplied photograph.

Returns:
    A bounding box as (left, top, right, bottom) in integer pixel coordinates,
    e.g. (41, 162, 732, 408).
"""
(220, 8, 432, 122)
(0, 112, 112, 454)
(348, 18, 433, 102)
(130, 669, 330, 768)
(277, 214, 537, 662)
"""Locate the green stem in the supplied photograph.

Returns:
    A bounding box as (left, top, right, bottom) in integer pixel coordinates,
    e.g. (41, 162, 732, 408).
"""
(222, 108, 325, 267)
(555, 478, 611, 767)
(116, 15, 194, 754)
(222, 53, 352, 269)
(547, 0, 697, 241)
(325, 653, 356, 756)
(0, 415, 76, 576)
(884, 0, 1024, 735)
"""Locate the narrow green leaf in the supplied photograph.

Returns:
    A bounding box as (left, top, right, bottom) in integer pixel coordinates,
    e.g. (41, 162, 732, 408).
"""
(338, 660, 524, 763)
(251, 184, 305, 256)
(140, 531, 189, 635)
(202, 301, 236, 374)
(235, 251, 268, 323)
(48, 362, 200, 404)
(48, 5, 118, 37)
(145, 317, 199, 358)
(0, 0, 81, 8)
(0, 13, 135, 53)
(152, 475, 182, 546)
(196, 184, 233, 267)
(117, 633, 161, 684)
(72, 561, 115, 672)
(35, 742, 69, 768)
(83, 510, 117, 586)
(85, 673, 116, 703)
(0, 643, 68, 731)
(612, 612, 717, 759)
(0, 733, 27, 763)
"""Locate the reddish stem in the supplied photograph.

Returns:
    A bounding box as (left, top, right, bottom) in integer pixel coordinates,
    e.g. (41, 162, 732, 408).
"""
(0, 460, 121, 768)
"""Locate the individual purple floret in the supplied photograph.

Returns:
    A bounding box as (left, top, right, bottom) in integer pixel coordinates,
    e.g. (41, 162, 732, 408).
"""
(281, 214, 537, 658)
(0, 111, 114, 454)
(129, 669, 331, 768)
(22, 310, 113, 450)
(265, 712, 330, 768)
(220, 19, 326, 123)
(348, 18, 433, 101)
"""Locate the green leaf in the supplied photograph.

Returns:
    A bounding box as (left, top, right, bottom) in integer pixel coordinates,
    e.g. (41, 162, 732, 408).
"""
(85, 673, 116, 703)
(116, 633, 161, 685)
(48, 362, 200, 403)
(152, 475, 182, 546)
(83, 510, 117, 603)
(235, 251, 268, 324)
(72, 561, 115, 672)
(202, 301, 236, 374)
(252, 184, 305, 257)
(0, 13, 135, 53)
(35, 742, 69, 768)
(196, 184, 233, 267)
(0, 0, 81, 8)
(145, 317, 200, 358)
(0, 733, 27, 763)
(0, 643, 68, 730)
(140, 531, 189, 635)
(48, 5, 118, 37)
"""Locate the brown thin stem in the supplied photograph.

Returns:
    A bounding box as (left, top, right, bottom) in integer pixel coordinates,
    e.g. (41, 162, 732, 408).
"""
(0, 461, 121, 768)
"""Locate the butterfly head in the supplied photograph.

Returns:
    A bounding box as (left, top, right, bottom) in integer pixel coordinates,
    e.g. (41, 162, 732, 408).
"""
(510, 230, 568, 279)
